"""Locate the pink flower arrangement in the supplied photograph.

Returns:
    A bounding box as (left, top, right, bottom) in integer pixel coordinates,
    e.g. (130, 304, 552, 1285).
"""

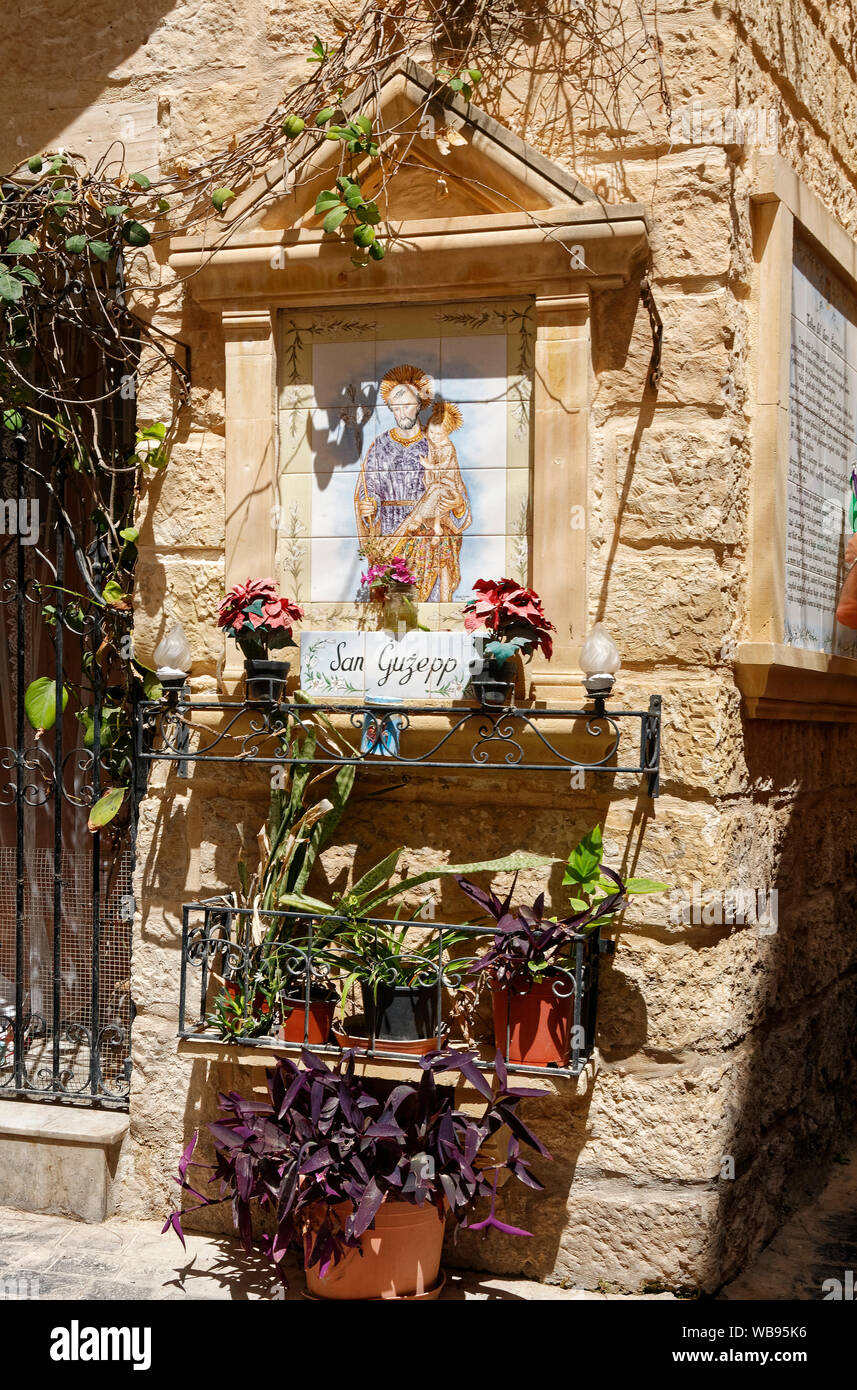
(217, 578, 304, 659)
(462, 578, 556, 662)
(360, 556, 417, 601)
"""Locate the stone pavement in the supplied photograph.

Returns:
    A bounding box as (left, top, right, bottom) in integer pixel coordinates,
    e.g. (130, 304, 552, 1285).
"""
(4, 1136, 854, 1301)
(0, 1206, 672, 1301)
(721, 1141, 857, 1300)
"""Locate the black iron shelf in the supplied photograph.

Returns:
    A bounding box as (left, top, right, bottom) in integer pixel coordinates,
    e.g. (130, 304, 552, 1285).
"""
(136, 693, 661, 795)
(179, 902, 615, 1079)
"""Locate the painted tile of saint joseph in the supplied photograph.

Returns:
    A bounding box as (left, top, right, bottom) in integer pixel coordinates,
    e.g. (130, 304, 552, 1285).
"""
(354, 363, 471, 602)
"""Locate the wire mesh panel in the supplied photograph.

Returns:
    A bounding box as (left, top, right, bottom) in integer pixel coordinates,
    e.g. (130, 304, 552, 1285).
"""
(179, 903, 611, 1078)
(0, 849, 133, 1102)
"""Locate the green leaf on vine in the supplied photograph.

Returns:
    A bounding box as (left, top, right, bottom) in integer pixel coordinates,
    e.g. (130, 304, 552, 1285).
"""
(88, 241, 112, 263)
(211, 188, 236, 212)
(322, 205, 348, 233)
(129, 172, 151, 189)
(5, 239, 37, 255)
(2, 409, 24, 431)
(136, 666, 163, 700)
(87, 786, 126, 831)
(101, 580, 131, 609)
(24, 676, 69, 735)
(121, 221, 150, 247)
(0, 272, 23, 301)
(65, 235, 87, 254)
(119, 526, 139, 543)
(315, 189, 341, 214)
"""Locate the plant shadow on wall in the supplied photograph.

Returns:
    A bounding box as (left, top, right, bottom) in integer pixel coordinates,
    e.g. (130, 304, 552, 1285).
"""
(432, 0, 669, 204)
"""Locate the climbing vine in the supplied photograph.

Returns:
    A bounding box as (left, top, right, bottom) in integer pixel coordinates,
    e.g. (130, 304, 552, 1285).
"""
(0, 0, 670, 829)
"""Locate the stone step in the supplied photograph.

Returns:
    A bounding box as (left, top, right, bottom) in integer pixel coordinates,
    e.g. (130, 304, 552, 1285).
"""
(0, 1100, 129, 1224)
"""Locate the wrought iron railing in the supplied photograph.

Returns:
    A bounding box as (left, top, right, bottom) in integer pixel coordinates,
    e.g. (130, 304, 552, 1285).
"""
(178, 902, 614, 1079)
(138, 694, 661, 795)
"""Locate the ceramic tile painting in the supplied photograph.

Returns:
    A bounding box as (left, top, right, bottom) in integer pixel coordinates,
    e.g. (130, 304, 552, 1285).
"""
(275, 301, 534, 618)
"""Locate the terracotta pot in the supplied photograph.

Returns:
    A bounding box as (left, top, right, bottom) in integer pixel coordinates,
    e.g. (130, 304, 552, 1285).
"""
(224, 980, 270, 1022)
(304, 1199, 445, 1301)
(492, 975, 573, 1067)
(278, 997, 334, 1046)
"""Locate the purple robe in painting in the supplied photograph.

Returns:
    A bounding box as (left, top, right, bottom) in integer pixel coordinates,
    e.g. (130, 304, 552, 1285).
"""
(362, 431, 429, 534)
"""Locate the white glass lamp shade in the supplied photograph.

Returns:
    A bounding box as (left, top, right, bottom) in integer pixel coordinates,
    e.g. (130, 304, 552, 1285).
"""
(154, 621, 192, 680)
(579, 624, 621, 694)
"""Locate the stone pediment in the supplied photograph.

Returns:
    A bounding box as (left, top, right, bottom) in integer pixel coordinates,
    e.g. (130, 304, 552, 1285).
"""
(226, 59, 600, 235)
(169, 60, 649, 304)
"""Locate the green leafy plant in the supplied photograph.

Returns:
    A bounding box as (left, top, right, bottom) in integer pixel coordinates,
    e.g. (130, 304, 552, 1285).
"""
(307, 35, 333, 64)
(315, 174, 385, 262)
(437, 65, 484, 103)
(322, 915, 475, 1013)
(562, 824, 668, 921)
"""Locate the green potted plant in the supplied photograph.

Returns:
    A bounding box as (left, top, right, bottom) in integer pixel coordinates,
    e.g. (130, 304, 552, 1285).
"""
(204, 722, 356, 1043)
(462, 578, 556, 706)
(281, 846, 559, 1044)
(327, 916, 475, 1046)
(456, 826, 668, 1066)
(216, 577, 304, 701)
(164, 1046, 550, 1300)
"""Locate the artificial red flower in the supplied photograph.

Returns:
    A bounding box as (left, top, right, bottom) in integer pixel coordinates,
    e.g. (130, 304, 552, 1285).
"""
(217, 578, 304, 655)
(462, 578, 556, 660)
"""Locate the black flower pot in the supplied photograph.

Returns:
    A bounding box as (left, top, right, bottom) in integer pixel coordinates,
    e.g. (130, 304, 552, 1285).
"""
(361, 982, 439, 1041)
(244, 658, 289, 703)
(469, 660, 514, 707)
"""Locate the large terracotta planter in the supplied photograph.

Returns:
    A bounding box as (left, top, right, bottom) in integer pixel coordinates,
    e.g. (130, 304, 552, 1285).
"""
(304, 1199, 445, 1300)
(492, 975, 574, 1067)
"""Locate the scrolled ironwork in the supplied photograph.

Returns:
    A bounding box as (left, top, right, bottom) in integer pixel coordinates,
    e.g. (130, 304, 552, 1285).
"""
(137, 696, 661, 793)
(179, 903, 605, 1078)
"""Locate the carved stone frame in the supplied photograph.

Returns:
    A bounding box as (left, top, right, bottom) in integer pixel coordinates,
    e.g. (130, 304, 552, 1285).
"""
(739, 153, 857, 720)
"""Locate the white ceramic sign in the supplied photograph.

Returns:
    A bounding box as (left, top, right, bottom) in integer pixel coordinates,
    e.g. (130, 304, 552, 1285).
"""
(299, 630, 478, 701)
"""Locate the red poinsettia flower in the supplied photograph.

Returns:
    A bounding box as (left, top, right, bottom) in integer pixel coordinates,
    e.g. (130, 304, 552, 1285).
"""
(217, 578, 304, 657)
(462, 578, 556, 661)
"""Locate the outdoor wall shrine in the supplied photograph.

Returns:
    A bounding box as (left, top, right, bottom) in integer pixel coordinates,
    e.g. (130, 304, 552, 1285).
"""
(169, 61, 650, 695)
(277, 301, 533, 616)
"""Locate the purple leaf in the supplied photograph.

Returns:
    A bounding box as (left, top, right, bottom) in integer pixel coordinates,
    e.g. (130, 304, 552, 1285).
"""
(162, 1210, 186, 1249)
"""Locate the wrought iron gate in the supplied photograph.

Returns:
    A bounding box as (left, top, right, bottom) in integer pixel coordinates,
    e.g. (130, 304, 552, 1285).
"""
(0, 434, 134, 1108)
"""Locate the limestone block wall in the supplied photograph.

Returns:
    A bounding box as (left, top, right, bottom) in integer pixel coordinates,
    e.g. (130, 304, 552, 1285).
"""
(3, 1, 857, 1293)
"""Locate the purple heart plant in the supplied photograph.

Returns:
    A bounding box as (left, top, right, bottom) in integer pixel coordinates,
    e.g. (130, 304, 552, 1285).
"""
(163, 1046, 550, 1284)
